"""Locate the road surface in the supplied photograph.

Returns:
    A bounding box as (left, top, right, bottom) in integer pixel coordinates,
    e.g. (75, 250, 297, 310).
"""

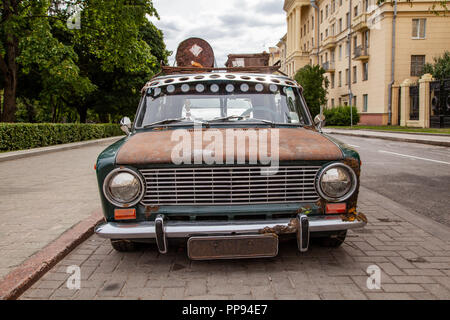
(330, 134, 450, 227)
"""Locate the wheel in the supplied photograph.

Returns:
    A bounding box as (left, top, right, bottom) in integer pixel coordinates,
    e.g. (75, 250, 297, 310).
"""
(110, 239, 138, 252)
(318, 230, 347, 248)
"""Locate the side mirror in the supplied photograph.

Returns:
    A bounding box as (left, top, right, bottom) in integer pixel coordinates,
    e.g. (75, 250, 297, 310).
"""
(314, 114, 326, 131)
(120, 117, 132, 135)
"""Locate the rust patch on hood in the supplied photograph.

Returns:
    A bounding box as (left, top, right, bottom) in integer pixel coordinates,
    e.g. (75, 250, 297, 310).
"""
(116, 128, 343, 165)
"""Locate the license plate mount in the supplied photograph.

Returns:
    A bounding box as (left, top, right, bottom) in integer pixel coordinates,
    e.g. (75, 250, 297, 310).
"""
(187, 234, 279, 260)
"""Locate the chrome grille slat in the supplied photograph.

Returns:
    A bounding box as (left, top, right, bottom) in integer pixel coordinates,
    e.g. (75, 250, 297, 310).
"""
(139, 166, 320, 206)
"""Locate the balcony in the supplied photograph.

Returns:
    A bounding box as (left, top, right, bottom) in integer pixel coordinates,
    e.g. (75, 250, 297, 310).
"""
(353, 45, 370, 60)
(322, 35, 336, 50)
(322, 61, 335, 73)
(352, 13, 369, 32)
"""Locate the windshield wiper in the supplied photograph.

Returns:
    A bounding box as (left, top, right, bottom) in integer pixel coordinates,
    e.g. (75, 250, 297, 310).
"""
(143, 117, 210, 128)
(247, 118, 276, 127)
(208, 115, 249, 123)
(143, 118, 188, 128)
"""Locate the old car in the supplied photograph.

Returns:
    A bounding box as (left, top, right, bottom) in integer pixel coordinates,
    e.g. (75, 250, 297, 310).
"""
(93, 66, 367, 260)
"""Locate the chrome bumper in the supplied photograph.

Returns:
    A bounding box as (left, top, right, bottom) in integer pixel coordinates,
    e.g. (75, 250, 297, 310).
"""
(95, 215, 366, 241)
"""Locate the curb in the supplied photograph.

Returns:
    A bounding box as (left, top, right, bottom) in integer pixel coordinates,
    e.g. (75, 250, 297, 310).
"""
(325, 131, 450, 147)
(0, 210, 104, 300)
(0, 136, 123, 163)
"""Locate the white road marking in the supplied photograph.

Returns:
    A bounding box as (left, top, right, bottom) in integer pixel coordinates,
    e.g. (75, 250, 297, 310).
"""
(378, 150, 450, 165)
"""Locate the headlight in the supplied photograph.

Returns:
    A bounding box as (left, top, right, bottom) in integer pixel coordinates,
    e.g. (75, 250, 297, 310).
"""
(103, 168, 144, 207)
(316, 163, 357, 202)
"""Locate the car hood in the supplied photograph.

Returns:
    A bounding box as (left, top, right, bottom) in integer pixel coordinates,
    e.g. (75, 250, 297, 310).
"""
(116, 128, 343, 165)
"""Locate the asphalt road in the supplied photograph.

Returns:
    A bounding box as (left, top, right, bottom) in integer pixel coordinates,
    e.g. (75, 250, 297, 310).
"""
(330, 134, 450, 227)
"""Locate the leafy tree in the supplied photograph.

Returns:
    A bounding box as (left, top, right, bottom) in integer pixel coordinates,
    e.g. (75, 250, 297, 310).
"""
(1, 0, 166, 123)
(423, 51, 450, 80)
(377, 1, 448, 15)
(294, 64, 329, 117)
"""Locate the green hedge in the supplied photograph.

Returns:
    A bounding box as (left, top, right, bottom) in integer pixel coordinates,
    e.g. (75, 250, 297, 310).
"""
(323, 106, 360, 126)
(0, 123, 124, 152)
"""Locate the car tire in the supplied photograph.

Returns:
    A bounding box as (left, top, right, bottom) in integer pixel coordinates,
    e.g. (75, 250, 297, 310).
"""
(319, 230, 347, 248)
(110, 239, 138, 252)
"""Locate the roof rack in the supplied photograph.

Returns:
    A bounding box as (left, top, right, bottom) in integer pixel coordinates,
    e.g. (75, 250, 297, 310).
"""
(160, 65, 286, 76)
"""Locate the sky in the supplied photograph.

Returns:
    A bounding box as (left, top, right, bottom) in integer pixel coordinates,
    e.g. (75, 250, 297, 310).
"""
(149, 0, 287, 67)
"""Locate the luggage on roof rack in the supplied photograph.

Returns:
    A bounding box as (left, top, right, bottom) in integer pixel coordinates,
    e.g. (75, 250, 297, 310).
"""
(160, 65, 282, 75)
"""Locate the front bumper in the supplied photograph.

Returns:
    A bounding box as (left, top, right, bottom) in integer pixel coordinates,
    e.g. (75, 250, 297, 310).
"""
(95, 214, 366, 254)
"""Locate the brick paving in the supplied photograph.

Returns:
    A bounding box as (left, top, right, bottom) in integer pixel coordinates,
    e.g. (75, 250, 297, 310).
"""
(20, 186, 450, 300)
(0, 140, 116, 279)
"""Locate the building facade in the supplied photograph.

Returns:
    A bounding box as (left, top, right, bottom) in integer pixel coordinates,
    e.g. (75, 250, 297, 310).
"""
(281, 0, 450, 125)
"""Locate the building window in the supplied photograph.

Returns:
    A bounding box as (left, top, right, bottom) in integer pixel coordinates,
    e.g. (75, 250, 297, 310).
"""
(321, 10, 323, 23)
(411, 55, 425, 76)
(326, 28, 329, 38)
(339, 97, 342, 105)
(412, 19, 426, 39)
(363, 62, 368, 80)
(339, 45, 342, 60)
(340, 0, 343, 6)
(346, 41, 350, 57)
(326, 5, 329, 18)
(321, 32, 323, 41)
(332, 0, 336, 13)
(353, 36, 358, 51)
(339, 18, 342, 33)
(331, 73, 335, 88)
(338, 71, 342, 87)
(331, 23, 335, 36)
(363, 94, 368, 112)
(331, 99, 335, 108)
(345, 68, 349, 85)
(353, 96, 357, 108)
(353, 66, 357, 83)
(346, 12, 350, 28)
(311, 16, 314, 30)
(365, 0, 369, 12)
(364, 30, 370, 48)
(354, 5, 359, 17)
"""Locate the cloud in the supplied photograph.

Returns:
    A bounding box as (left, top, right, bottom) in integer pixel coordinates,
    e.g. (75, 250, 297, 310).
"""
(254, 0, 284, 14)
(151, 0, 286, 66)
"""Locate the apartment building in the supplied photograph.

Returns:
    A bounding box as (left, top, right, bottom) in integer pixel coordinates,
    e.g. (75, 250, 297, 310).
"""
(280, 0, 450, 125)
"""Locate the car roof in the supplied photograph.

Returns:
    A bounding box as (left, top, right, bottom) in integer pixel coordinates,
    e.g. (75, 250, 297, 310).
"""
(142, 72, 301, 93)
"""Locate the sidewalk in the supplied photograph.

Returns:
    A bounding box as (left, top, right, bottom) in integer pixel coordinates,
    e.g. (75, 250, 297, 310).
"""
(19, 186, 450, 300)
(323, 128, 450, 147)
(0, 138, 120, 281)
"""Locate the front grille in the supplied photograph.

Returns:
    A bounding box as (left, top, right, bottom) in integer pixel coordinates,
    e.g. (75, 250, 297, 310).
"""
(139, 166, 321, 206)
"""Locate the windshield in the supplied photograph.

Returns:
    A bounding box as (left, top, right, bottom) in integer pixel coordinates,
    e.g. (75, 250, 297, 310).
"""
(135, 80, 311, 128)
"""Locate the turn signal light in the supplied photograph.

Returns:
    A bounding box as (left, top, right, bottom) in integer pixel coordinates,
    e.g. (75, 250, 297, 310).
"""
(325, 203, 347, 214)
(114, 208, 136, 220)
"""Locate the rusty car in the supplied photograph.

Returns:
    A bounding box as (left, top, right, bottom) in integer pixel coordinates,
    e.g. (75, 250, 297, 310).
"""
(93, 39, 367, 260)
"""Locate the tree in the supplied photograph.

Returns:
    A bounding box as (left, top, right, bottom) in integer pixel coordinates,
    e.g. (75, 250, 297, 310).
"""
(423, 51, 450, 80)
(1, 0, 164, 122)
(377, 1, 448, 15)
(294, 64, 329, 117)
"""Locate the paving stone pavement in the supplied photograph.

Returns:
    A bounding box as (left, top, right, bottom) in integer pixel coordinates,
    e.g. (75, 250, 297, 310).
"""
(20, 187, 450, 300)
(0, 141, 115, 279)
